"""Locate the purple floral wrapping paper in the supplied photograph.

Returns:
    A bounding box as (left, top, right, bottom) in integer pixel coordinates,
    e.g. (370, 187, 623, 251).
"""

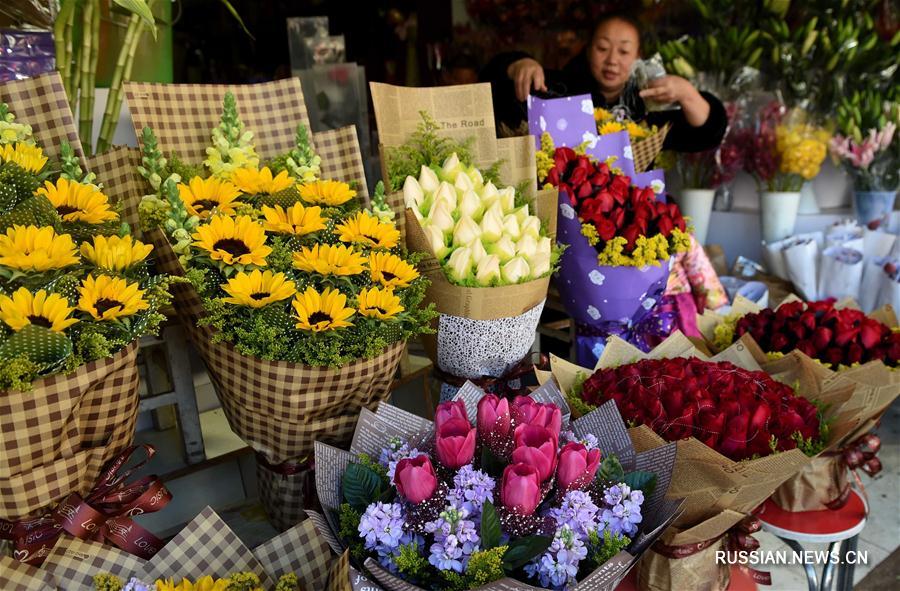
(0, 29, 55, 82)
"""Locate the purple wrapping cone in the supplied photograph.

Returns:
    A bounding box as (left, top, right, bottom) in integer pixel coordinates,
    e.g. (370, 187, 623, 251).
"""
(555, 190, 672, 366)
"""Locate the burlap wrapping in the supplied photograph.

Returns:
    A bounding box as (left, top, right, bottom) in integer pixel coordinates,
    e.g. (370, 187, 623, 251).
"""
(2, 506, 345, 590)
(0, 342, 140, 521)
(632, 124, 670, 173)
(636, 528, 730, 591)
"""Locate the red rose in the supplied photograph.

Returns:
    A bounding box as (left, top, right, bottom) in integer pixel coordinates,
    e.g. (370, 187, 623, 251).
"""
(596, 218, 617, 241)
(812, 327, 833, 351)
(859, 319, 884, 349)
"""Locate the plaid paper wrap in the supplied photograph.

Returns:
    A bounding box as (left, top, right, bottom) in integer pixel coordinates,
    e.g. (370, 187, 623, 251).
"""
(0, 342, 140, 521)
(0, 72, 83, 159)
(85, 146, 145, 230)
(632, 125, 669, 173)
(255, 462, 315, 531)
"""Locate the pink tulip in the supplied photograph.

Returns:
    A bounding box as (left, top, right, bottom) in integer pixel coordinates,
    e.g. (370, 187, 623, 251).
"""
(511, 396, 562, 438)
(500, 463, 543, 515)
(394, 455, 438, 504)
(477, 394, 511, 442)
(511, 424, 558, 481)
(557, 442, 602, 491)
(435, 418, 476, 469)
(435, 400, 469, 430)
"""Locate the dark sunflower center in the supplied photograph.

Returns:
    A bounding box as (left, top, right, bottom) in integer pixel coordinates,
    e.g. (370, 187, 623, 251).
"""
(27, 315, 52, 328)
(193, 199, 220, 212)
(250, 292, 271, 301)
(212, 239, 250, 256)
(56, 205, 80, 216)
(381, 270, 397, 281)
(308, 311, 333, 324)
(94, 298, 123, 315)
(373, 307, 387, 315)
(362, 234, 380, 243)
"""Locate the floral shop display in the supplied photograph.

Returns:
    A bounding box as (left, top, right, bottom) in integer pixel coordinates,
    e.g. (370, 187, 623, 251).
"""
(0, 76, 172, 530)
(539, 331, 868, 590)
(309, 380, 682, 591)
(0, 505, 359, 591)
(130, 77, 435, 530)
(370, 82, 558, 401)
(830, 90, 899, 226)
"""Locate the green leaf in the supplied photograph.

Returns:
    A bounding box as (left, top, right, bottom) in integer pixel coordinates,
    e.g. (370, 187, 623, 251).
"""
(623, 470, 657, 498)
(216, 0, 255, 40)
(480, 502, 501, 550)
(480, 446, 506, 479)
(597, 455, 624, 483)
(502, 535, 553, 570)
(342, 462, 384, 512)
(112, 0, 157, 38)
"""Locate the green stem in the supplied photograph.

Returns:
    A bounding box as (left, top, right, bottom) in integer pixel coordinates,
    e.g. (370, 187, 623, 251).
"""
(78, 0, 99, 155)
(97, 10, 148, 154)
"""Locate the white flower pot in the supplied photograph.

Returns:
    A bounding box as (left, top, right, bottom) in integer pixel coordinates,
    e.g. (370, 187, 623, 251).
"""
(675, 188, 715, 244)
(760, 191, 801, 243)
(797, 180, 820, 214)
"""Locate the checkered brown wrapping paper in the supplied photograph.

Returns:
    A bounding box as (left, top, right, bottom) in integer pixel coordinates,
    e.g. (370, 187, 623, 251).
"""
(85, 146, 145, 231)
(0, 72, 83, 159)
(632, 123, 670, 173)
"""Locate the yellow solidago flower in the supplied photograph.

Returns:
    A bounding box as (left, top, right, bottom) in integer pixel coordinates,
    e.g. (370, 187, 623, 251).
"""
(292, 286, 355, 331)
(298, 179, 356, 206)
(36, 178, 118, 224)
(598, 121, 626, 135)
(260, 203, 325, 236)
(292, 243, 367, 276)
(191, 215, 272, 267)
(357, 286, 404, 320)
(155, 576, 232, 591)
(0, 225, 79, 271)
(334, 211, 400, 249)
(80, 235, 153, 271)
(0, 142, 47, 173)
(178, 176, 243, 220)
(580, 222, 600, 246)
(230, 166, 295, 195)
(0, 287, 78, 332)
(221, 269, 297, 308)
(368, 252, 419, 289)
(77, 275, 149, 321)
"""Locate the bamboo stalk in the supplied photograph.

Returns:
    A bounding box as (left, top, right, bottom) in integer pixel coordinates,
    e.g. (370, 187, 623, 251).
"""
(69, 5, 83, 113)
(53, 1, 73, 97)
(97, 0, 156, 154)
(78, 0, 99, 155)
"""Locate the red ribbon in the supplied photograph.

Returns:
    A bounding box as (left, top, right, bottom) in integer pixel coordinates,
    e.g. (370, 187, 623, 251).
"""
(433, 352, 550, 397)
(0, 445, 171, 566)
(651, 515, 772, 586)
(824, 433, 880, 511)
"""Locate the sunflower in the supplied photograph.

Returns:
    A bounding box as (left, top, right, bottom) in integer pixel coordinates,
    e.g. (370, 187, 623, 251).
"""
(0, 287, 78, 333)
(357, 286, 404, 320)
(80, 235, 153, 271)
(598, 121, 626, 135)
(0, 142, 47, 173)
(260, 203, 326, 236)
(334, 211, 400, 249)
(191, 215, 272, 267)
(221, 269, 297, 308)
(178, 176, 243, 219)
(0, 225, 79, 271)
(368, 252, 419, 289)
(625, 121, 649, 139)
(77, 275, 149, 321)
(292, 286, 355, 331)
(593, 107, 612, 122)
(292, 243, 367, 276)
(297, 180, 356, 206)
(154, 576, 231, 591)
(230, 166, 295, 195)
(35, 178, 118, 224)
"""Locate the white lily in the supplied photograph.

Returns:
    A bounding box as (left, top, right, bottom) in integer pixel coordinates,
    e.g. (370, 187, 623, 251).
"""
(446, 246, 474, 282)
(428, 199, 455, 233)
(530, 252, 551, 277)
(453, 215, 482, 247)
(501, 256, 531, 284)
(469, 237, 488, 264)
(516, 234, 538, 259)
(480, 202, 504, 242)
(418, 165, 440, 192)
(425, 224, 450, 259)
(434, 181, 458, 211)
(481, 181, 499, 208)
(511, 204, 529, 223)
(486, 234, 517, 262)
(441, 152, 462, 179)
(502, 214, 521, 240)
(520, 215, 542, 238)
(475, 254, 501, 286)
(459, 189, 483, 220)
(468, 167, 484, 187)
(403, 176, 424, 208)
(454, 170, 474, 192)
(537, 236, 553, 257)
(499, 186, 516, 213)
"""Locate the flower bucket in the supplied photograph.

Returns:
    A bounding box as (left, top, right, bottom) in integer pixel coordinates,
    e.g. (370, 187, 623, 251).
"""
(852, 190, 897, 227)
(797, 180, 820, 214)
(759, 190, 800, 243)
(675, 189, 715, 244)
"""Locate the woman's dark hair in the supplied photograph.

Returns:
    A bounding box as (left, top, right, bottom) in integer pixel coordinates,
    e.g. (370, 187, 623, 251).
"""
(591, 10, 644, 49)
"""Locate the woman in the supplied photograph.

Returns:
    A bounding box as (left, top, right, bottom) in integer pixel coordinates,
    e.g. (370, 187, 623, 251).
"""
(481, 12, 728, 152)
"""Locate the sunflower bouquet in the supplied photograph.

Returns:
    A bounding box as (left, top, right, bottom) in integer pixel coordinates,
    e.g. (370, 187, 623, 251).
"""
(0, 99, 171, 522)
(594, 106, 657, 146)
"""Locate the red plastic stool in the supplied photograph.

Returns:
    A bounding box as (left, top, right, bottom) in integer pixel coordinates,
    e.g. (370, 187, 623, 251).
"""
(615, 564, 759, 591)
(756, 490, 867, 591)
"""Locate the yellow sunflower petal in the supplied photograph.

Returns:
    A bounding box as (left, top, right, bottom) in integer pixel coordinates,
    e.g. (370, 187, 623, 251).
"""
(77, 275, 149, 321)
(292, 243, 367, 276)
(334, 211, 400, 249)
(261, 203, 325, 235)
(178, 176, 243, 219)
(36, 178, 118, 224)
(297, 180, 356, 206)
(0, 287, 78, 332)
(221, 269, 297, 308)
(0, 142, 47, 173)
(0, 225, 80, 272)
(291, 286, 355, 331)
(357, 286, 404, 320)
(191, 214, 271, 267)
(367, 252, 419, 289)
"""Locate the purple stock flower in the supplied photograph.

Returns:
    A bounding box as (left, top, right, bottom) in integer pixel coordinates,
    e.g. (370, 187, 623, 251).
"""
(547, 489, 600, 541)
(359, 502, 408, 553)
(599, 483, 644, 537)
(560, 430, 601, 451)
(524, 525, 587, 589)
(447, 464, 495, 518)
(423, 506, 481, 573)
(123, 579, 152, 591)
(378, 438, 425, 482)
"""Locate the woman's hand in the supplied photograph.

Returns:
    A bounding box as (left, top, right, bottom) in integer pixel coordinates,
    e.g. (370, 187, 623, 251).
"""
(507, 58, 547, 102)
(639, 75, 711, 127)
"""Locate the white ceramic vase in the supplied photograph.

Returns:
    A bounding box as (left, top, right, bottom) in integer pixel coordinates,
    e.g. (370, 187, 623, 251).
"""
(675, 188, 715, 244)
(760, 191, 801, 243)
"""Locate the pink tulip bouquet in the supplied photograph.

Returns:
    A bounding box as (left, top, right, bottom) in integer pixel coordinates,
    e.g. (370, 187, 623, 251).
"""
(311, 382, 680, 591)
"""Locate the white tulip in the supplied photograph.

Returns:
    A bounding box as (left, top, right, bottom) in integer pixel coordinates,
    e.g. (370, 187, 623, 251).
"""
(530, 252, 551, 277)
(511, 204, 529, 223)
(434, 181, 458, 210)
(411, 206, 424, 222)
(468, 167, 484, 187)
(454, 170, 474, 192)
(499, 186, 516, 213)
(442, 152, 461, 178)
(469, 237, 488, 264)
(446, 246, 473, 282)
(516, 234, 538, 259)
(428, 199, 455, 233)
(453, 215, 482, 247)
(459, 189, 483, 220)
(481, 181, 499, 207)
(475, 254, 501, 286)
(425, 224, 450, 259)
(502, 214, 521, 240)
(537, 236, 553, 257)
(480, 202, 504, 242)
(521, 215, 542, 238)
(487, 234, 517, 262)
(502, 256, 531, 284)
(403, 176, 424, 208)
(419, 165, 439, 192)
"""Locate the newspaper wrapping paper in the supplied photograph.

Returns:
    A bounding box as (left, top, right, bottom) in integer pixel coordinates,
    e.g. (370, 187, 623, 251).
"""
(2, 505, 353, 591)
(310, 381, 685, 591)
(526, 93, 669, 175)
(535, 330, 882, 590)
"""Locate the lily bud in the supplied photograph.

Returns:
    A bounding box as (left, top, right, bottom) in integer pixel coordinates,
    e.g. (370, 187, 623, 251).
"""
(511, 205, 530, 223)
(403, 176, 424, 208)
(537, 236, 552, 257)
(419, 165, 439, 192)
(425, 224, 450, 259)
(441, 152, 461, 178)
(454, 170, 474, 192)
(502, 214, 521, 239)
(481, 181, 499, 206)
(530, 252, 551, 277)
(501, 256, 531, 284)
(499, 186, 516, 213)
(516, 234, 538, 259)
(468, 167, 484, 187)
(487, 235, 516, 262)
(446, 246, 473, 282)
(520, 215, 542, 238)
(453, 215, 482, 247)
(470, 238, 488, 264)
(428, 199, 455, 233)
(434, 181, 458, 211)
(476, 254, 501, 285)
(480, 202, 504, 242)
(459, 189, 483, 220)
